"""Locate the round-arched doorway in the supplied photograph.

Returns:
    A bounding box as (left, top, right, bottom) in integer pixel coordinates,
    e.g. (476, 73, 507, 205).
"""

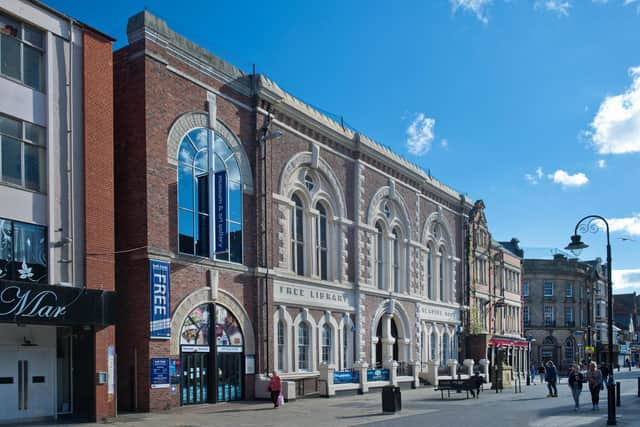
(179, 303, 244, 404)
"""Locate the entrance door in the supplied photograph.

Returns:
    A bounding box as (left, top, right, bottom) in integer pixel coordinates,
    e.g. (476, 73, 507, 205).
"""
(0, 348, 55, 422)
(216, 352, 243, 401)
(181, 352, 208, 405)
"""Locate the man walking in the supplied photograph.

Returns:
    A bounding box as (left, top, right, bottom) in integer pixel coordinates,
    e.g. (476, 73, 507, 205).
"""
(545, 360, 558, 397)
(530, 364, 537, 385)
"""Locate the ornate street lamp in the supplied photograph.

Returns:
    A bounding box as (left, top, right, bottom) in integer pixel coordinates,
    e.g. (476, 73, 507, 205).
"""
(565, 215, 615, 425)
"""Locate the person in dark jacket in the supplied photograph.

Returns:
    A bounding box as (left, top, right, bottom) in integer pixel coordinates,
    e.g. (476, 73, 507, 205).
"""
(545, 360, 558, 397)
(600, 363, 610, 384)
(568, 365, 585, 410)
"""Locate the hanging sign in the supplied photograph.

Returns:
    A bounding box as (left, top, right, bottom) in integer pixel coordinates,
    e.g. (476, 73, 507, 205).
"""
(149, 260, 171, 339)
(214, 171, 227, 253)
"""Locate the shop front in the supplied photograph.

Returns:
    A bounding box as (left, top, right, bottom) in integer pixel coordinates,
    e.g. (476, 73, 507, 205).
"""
(0, 280, 116, 423)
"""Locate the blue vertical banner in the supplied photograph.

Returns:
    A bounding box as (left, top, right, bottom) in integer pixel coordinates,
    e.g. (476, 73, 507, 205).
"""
(214, 171, 227, 253)
(149, 259, 171, 339)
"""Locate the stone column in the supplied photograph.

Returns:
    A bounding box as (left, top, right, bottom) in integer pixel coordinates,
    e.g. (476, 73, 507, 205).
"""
(427, 359, 440, 386)
(381, 313, 396, 363)
(319, 364, 335, 397)
(354, 360, 369, 394)
(463, 359, 475, 376)
(411, 360, 420, 388)
(383, 359, 399, 386)
(448, 359, 458, 377)
(479, 358, 490, 383)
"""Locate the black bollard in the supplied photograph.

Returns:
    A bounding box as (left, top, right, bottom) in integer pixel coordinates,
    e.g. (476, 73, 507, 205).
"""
(616, 381, 621, 407)
(607, 383, 617, 425)
(637, 377, 640, 397)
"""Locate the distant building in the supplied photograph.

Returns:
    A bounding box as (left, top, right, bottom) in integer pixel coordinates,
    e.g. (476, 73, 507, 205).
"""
(613, 292, 639, 365)
(464, 200, 527, 382)
(523, 255, 609, 373)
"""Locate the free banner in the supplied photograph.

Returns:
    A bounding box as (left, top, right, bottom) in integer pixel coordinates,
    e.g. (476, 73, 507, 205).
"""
(149, 259, 171, 339)
(215, 171, 227, 253)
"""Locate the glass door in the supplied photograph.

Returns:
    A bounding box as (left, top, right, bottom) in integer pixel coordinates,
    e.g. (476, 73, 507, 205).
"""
(216, 352, 243, 401)
(181, 352, 208, 405)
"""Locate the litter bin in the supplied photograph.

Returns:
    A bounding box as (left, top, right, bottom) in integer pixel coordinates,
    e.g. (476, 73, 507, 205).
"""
(382, 385, 401, 413)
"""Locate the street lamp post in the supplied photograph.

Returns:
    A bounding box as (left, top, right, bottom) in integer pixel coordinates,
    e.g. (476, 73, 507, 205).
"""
(565, 215, 616, 425)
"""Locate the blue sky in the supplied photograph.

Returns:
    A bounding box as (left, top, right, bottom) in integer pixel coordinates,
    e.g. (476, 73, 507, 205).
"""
(46, 0, 640, 292)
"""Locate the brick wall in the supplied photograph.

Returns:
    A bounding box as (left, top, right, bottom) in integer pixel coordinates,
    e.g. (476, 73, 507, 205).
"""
(83, 30, 116, 421)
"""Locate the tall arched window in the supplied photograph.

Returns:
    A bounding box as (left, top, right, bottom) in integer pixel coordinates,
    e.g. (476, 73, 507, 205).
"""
(321, 324, 332, 364)
(392, 228, 400, 293)
(291, 194, 305, 275)
(178, 128, 242, 262)
(439, 248, 445, 301)
(316, 203, 328, 280)
(277, 319, 285, 371)
(442, 334, 450, 366)
(430, 331, 438, 361)
(375, 222, 385, 290)
(342, 322, 353, 370)
(426, 248, 433, 299)
(298, 322, 310, 370)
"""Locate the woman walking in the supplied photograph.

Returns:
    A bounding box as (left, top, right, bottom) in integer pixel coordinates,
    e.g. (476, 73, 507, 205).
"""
(587, 361, 603, 411)
(568, 365, 585, 411)
(530, 364, 537, 385)
(268, 370, 282, 408)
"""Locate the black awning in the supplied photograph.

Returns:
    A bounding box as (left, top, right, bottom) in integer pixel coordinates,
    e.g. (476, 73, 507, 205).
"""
(0, 280, 116, 326)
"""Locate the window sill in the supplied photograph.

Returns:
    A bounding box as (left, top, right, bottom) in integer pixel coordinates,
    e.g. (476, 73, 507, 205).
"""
(172, 252, 250, 272)
(0, 181, 47, 196)
(279, 371, 320, 380)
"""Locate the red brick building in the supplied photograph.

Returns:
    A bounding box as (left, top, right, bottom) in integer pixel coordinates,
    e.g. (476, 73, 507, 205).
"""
(114, 10, 472, 411)
(0, 0, 116, 423)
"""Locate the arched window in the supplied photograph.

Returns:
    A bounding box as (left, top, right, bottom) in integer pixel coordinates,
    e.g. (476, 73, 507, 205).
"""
(321, 324, 332, 364)
(430, 331, 438, 361)
(442, 334, 450, 366)
(316, 203, 328, 280)
(426, 248, 433, 299)
(297, 322, 310, 370)
(375, 221, 385, 290)
(392, 228, 400, 293)
(342, 322, 353, 370)
(277, 319, 285, 371)
(564, 339, 574, 363)
(291, 194, 304, 275)
(439, 248, 445, 301)
(178, 128, 242, 262)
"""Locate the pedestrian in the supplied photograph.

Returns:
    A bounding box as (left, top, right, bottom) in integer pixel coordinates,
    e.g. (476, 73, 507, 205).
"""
(626, 358, 631, 372)
(537, 365, 545, 385)
(530, 364, 537, 385)
(268, 370, 281, 408)
(545, 360, 558, 397)
(600, 363, 609, 384)
(568, 365, 585, 411)
(586, 361, 603, 411)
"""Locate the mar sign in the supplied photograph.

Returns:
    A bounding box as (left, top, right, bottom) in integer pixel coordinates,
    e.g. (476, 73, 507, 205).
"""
(150, 259, 171, 339)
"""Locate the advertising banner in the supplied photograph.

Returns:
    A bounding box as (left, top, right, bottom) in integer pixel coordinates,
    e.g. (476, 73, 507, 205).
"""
(150, 358, 170, 388)
(149, 259, 171, 339)
(214, 171, 227, 253)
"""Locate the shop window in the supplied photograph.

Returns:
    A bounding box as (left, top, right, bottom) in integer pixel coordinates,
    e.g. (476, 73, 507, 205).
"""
(0, 217, 47, 283)
(0, 114, 46, 192)
(0, 13, 45, 91)
(177, 128, 242, 262)
(291, 194, 304, 275)
(321, 324, 332, 365)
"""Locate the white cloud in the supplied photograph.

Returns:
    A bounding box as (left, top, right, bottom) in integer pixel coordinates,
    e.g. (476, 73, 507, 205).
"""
(597, 159, 606, 168)
(624, 0, 640, 13)
(441, 139, 449, 149)
(524, 166, 544, 184)
(607, 213, 640, 236)
(534, 0, 571, 16)
(406, 113, 436, 156)
(548, 169, 589, 187)
(449, 0, 493, 24)
(613, 269, 640, 294)
(587, 66, 640, 154)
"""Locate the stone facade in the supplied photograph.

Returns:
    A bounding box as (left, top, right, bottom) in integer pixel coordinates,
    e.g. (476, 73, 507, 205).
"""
(463, 200, 527, 382)
(113, 10, 472, 411)
(523, 254, 608, 374)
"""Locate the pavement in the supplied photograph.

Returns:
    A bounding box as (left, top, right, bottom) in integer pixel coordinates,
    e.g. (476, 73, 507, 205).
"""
(24, 369, 640, 427)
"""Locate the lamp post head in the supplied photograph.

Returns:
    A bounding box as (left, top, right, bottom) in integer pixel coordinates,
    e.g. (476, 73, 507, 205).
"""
(565, 234, 588, 256)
